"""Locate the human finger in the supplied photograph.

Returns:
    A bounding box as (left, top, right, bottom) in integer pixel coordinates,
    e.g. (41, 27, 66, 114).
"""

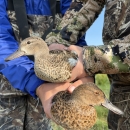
(68, 76, 94, 93)
(49, 43, 66, 50)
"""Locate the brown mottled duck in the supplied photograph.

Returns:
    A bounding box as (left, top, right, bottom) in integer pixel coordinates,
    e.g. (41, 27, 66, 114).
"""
(51, 82, 124, 130)
(5, 36, 78, 82)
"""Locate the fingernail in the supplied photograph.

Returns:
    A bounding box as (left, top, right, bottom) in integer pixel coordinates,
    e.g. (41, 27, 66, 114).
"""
(64, 47, 68, 50)
(68, 86, 76, 93)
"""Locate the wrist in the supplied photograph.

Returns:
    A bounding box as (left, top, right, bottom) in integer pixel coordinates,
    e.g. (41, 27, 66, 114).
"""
(36, 84, 44, 97)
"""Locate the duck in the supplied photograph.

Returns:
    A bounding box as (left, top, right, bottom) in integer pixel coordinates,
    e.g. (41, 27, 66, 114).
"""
(51, 82, 124, 130)
(5, 36, 78, 82)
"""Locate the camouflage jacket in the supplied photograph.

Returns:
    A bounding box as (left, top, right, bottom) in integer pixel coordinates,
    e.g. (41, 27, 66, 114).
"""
(45, 0, 130, 76)
(7, 11, 62, 43)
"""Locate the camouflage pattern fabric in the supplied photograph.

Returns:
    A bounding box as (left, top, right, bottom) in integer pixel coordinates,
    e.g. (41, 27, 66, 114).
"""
(82, 34, 130, 76)
(45, 0, 87, 46)
(0, 74, 52, 130)
(7, 11, 62, 43)
(45, 0, 105, 46)
(45, 0, 130, 129)
(107, 74, 130, 130)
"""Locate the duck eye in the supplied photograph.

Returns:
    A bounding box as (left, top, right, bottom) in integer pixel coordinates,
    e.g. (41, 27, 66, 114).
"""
(27, 41, 31, 44)
(95, 91, 100, 95)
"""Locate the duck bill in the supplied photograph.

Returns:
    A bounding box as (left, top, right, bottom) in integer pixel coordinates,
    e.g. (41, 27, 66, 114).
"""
(5, 50, 25, 61)
(101, 98, 124, 116)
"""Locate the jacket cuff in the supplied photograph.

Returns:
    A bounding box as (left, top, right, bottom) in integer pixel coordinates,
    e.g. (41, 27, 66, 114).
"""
(25, 75, 44, 98)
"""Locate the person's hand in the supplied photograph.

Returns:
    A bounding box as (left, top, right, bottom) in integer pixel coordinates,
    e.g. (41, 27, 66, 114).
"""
(68, 45, 88, 82)
(49, 43, 66, 50)
(36, 82, 71, 119)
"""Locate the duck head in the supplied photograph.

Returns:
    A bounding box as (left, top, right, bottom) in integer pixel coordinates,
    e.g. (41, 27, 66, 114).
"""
(71, 83, 124, 116)
(5, 37, 49, 61)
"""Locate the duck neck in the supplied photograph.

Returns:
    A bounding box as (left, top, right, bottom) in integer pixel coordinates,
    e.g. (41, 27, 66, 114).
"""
(34, 43, 49, 58)
(69, 96, 83, 106)
(70, 93, 90, 106)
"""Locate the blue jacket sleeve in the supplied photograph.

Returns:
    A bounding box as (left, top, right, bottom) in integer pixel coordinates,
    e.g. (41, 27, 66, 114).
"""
(60, 0, 72, 15)
(0, 0, 44, 98)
